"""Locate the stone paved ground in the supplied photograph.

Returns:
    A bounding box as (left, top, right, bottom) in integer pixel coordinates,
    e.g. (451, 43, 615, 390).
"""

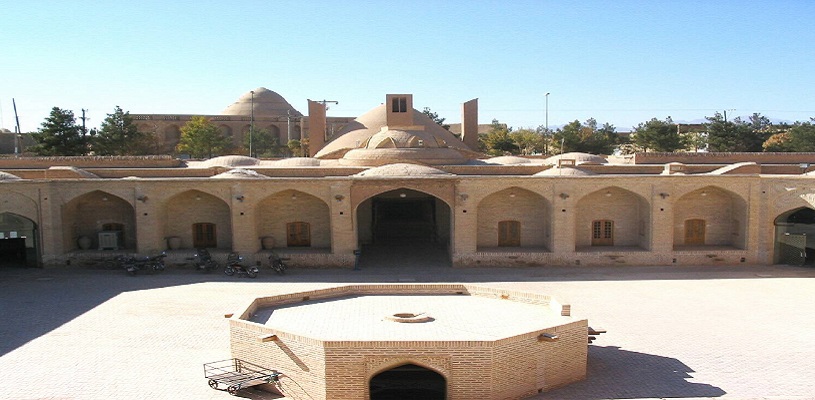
(1, 263, 814, 400)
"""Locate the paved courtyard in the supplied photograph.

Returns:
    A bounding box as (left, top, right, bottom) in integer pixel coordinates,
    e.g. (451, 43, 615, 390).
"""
(1, 262, 814, 400)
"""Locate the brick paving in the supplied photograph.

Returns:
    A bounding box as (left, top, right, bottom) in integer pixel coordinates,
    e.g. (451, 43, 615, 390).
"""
(1, 263, 814, 399)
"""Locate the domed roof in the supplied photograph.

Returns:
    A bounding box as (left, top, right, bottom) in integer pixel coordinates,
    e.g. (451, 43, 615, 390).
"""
(354, 163, 452, 177)
(534, 166, 595, 176)
(220, 87, 302, 117)
(195, 155, 260, 168)
(211, 168, 269, 179)
(543, 152, 608, 165)
(0, 171, 22, 181)
(485, 156, 532, 165)
(315, 104, 476, 166)
(270, 157, 322, 167)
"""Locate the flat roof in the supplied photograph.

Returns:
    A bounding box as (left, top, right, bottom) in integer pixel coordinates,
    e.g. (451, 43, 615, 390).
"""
(250, 294, 570, 342)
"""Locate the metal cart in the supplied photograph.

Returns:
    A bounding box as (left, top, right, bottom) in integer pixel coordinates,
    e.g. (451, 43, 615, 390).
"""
(204, 358, 280, 396)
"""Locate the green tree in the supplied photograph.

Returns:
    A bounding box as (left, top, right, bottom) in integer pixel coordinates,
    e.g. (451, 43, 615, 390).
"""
(176, 116, 232, 158)
(764, 120, 815, 151)
(479, 119, 518, 155)
(242, 128, 282, 157)
(421, 107, 451, 130)
(510, 128, 545, 155)
(93, 106, 154, 155)
(553, 118, 619, 154)
(632, 117, 687, 152)
(705, 112, 770, 152)
(287, 139, 308, 157)
(30, 107, 89, 156)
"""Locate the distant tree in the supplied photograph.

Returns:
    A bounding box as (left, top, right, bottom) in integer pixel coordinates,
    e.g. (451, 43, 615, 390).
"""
(242, 128, 282, 157)
(421, 107, 451, 130)
(93, 106, 154, 155)
(480, 119, 518, 155)
(510, 128, 545, 155)
(553, 118, 619, 154)
(287, 139, 308, 157)
(538, 125, 554, 155)
(30, 107, 89, 156)
(705, 112, 770, 152)
(632, 117, 687, 152)
(176, 116, 232, 158)
(764, 120, 815, 152)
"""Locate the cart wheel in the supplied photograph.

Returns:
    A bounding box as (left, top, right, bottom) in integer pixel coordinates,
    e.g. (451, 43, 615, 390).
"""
(228, 385, 239, 395)
(247, 269, 257, 278)
(208, 379, 218, 389)
(224, 266, 235, 276)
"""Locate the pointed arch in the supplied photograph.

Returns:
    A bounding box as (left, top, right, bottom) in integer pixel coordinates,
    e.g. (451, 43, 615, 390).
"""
(369, 362, 447, 400)
(673, 186, 747, 249)
(62, 190, 136, 251)
(575, 186, 651, 250)
(477, 187, 550, 250)
(773, 207, 815, 264)
(256, 190, 331, 249)
(355, 188, 451, 247)
(163, 190, 231, 249)
(0, 212, 39, 267)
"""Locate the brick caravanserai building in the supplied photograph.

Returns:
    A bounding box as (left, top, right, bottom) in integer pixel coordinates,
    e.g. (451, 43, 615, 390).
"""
(2, 89, 815, 270)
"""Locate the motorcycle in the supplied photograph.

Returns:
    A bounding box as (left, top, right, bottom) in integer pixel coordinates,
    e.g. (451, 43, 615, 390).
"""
(268, 250, 288, 275)
(224, 252, 258, 278)
(117, 251, 167, 276)
(187, 248, 217, 273)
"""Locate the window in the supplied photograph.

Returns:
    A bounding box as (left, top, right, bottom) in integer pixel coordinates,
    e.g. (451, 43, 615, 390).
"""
(498, 220, 521, 247)
(193, 223, 216, 248)
(391, 97, 407, 113)
(592, 220, 614, 246)
(685, 219, 705, 245)
(287, 222, 311, 247)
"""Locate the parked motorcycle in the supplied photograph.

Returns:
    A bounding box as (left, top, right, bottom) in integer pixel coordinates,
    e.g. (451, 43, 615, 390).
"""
(117, 251, 167, 276)
(224, 252, 258, 278)
(187, 248, 217, 273)
(268, 250, 288, 275)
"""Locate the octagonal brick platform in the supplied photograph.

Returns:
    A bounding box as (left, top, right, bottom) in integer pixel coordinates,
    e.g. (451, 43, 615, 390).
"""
(228, 284, 588, 400)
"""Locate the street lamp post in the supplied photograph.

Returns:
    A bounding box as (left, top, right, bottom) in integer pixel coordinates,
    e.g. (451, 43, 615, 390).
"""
(545, 92, 550, 132)
(249, 91, 255, 157)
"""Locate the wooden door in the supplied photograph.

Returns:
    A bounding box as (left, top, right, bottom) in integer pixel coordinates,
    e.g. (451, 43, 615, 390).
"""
(592, 220, 614, 246)
(192, 223, 217, 248)
(287, 222, 311, 247)
(685, 219, 706, 245)
(498, 220, 521, 247)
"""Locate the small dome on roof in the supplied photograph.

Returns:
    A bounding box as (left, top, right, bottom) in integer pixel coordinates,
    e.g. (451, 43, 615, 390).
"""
(534, 166, 596, 176)
(271, 157, 322, 166)
(220, 87, 302, 117)
(354, 163, 452, 177)
(197, 155, 259, 168)
(211, 168, 269, 179)
(543, 152, 608, 165)
(0, 171, 22, 181)
(485, 156, 532, 165)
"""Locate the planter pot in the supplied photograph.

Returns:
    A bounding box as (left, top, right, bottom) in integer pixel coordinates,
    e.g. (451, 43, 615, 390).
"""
(77, 236, 92, 250)
(261, 236, 275, 250)
(167, 236, 181, 250)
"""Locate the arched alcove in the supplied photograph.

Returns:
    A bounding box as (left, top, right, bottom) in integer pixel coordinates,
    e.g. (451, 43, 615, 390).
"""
(369, 363, 446, 400)
(163, 190, 231, 249)
(774, 207, 815, 264)
(62, 191, 136, 252)
(0, 212, 38, 267)
(476, 187, 550, 250)
(255, 190, 330, 249)
(575, 186, 651, 250)
(673, 186, 747, 250)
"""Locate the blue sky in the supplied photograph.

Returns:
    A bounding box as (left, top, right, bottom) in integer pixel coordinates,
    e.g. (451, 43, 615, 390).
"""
(2, 0, 814, 133)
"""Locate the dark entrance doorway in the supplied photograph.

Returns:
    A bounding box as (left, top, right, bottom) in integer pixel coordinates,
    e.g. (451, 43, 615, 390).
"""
(370, 364, 446, 400)
(356, 189, 451, 268)
(0, 213, 38, 268)
(775, 207, 815, 265)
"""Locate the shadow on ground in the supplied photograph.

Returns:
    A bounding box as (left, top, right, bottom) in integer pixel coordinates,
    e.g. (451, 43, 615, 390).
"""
(541, 345, 726, 399)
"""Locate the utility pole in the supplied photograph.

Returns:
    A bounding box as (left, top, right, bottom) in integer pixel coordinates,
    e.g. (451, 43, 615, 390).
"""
(723, 109, 735, 122)
(13, 98, 21, 157)
(80, 109, 90, 135)
(250, 90, 254, 157)
(545, 92, 550, 132)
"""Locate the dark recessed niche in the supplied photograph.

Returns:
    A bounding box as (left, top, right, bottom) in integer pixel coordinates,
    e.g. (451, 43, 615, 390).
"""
(340, 211, 344, 215)
(240, 212, 244, 216)
(143, 213, 148, 216)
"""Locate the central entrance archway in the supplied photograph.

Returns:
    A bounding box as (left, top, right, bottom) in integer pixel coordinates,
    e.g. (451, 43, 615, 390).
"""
(356, 188, 451, 268)
(774, 207, 815, 265)
(369, 364, 446, 400)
